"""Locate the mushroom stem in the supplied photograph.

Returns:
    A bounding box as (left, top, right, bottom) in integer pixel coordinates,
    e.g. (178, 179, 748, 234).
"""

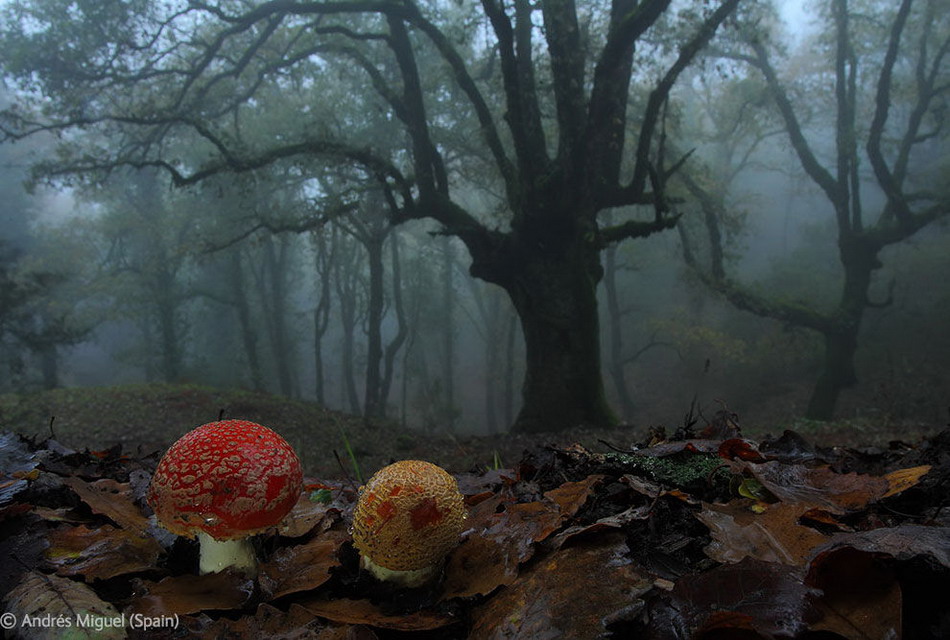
(359, 554, 440, 588)
(197, 531, 257, 575)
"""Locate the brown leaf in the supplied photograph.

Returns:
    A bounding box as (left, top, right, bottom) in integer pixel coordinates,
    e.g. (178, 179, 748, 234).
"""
(718, 438, 766, 462)
(542, 474, 605, 521)
(128, 571, 255, 617)
(45, 524, 161, 580)
(546, 504, 652, 550)
(63, 476, 149, 531)
(198, 602, 363, 639)
(297, 597, 455, 631)
(442, 532, 515, 599)
(807, 524, 950, 570)
(742, 461, 889, 513)
(4, 570, 126, 639)
(279, 494, 337, 538)
(882, 465, 931, 498)
(469, 533, 653, 639)
(441, 498, 563, 600)
(697, 500, 830, 566)
(807, 547, 902, 640)
(645, 558, 819, 638)
(259, 533, 345, 599)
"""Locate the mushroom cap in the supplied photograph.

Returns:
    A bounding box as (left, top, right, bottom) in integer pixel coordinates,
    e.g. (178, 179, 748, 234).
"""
(147, 420, 303, 541)
(351, 459, 466, 572)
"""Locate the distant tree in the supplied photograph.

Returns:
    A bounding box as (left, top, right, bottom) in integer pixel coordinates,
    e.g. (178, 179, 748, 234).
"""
(0, 0, 741, 431)
(0, 240, 88, 389)
(680, 0, 950, 419)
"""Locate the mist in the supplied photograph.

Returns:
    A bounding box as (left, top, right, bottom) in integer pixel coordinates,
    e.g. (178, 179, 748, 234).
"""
(0, 0, 947, 438)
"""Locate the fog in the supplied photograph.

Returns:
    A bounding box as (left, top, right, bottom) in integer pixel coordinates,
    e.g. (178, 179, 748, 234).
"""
(1, 0, 947, 435)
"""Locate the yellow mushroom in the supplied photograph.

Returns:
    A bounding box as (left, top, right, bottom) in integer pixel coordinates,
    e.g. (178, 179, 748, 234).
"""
(351, 460, 466, 587)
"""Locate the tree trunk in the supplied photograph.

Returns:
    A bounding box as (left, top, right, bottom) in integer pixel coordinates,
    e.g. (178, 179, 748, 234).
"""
(603, 243, 636, 419)
(228, 250, 265, 392)
(261, 235, 296, 398)
(806, 328, 858, 420)
(504, 246, 616, 433)
(155, 267, 182, 383)
(363, 230, 385, 419)
(380, 231, 408, 413)
(440, 236, 457, 430)
(805, 238, 877, 420)
(312, 228, 335, 405)
(40, 344, 58, 390)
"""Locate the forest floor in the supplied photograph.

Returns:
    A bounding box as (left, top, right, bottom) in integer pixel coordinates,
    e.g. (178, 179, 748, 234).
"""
(0, 383, 942, 479)
(2, 384, 948, 638)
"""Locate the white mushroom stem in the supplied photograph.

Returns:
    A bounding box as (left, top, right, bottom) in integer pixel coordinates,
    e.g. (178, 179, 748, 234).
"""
(360, 553, 440, 588)
(197, 531, 257, 575)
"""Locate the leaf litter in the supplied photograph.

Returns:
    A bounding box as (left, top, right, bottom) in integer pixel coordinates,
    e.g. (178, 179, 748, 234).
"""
(0, 414, 948, 639)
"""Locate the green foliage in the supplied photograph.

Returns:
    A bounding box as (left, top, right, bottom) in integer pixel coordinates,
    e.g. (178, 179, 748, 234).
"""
(603, 451, 729, 487)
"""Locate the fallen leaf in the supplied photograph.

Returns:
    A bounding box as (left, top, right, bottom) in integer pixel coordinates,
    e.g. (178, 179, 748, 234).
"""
(259, 533, 345, 599)
(882, 465, 931, 498)
(759, 429, 819, 464)
(697, 500, 830, 566)
(442, 499, 563, 599)
(128, 571, 255, 617)
(4, 570, 126, 639)
(635, 440, 721, 457)
(45, 524, 161, 580)
(543, 474, 605, 520)
(546, 504, 652, 550)
(63, 477, 149, 531)
(442, 532, 516, 599)
(644, 558, 819, 639)
(807, 547, 902, 639)
(807, 524, 950, 570)
(297, 597, 456, 631)
(718, 438, 766, 462)
(279, 493, 337, 538)
(742, 461, 889, 513)
(469, 533, 653, 639)
(199, 602, 357, 639)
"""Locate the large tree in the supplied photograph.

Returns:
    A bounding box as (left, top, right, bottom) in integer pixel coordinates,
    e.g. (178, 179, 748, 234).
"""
(680, 0, 950, 420)
(0, 0, 740, 432)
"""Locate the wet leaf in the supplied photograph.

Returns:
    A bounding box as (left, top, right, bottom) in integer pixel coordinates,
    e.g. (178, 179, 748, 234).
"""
(45, 524, 161, 580)
(63, 477, 149, 531)
(442, 532, 515, 599)
(758, 429, 819, 464)
(259, 533, 345, 599)
(542, 474, 605, 520)
(3, 570, 126, 639)
(742, 461, 889, 513)
(0, 432, 37, 508)
(806, 547, 902, 640)
(198, 602, 358, 639)
(469, 533, 653, 639)
(737, 477, 772, 501)
(718, 438, 766, 462)
(128, 571, 255, 617)
(635, 439, 721, 457)
(279, 493, 338, 538)
(442, 498, 563, 599)
(697, 500, 830, 566)
(882, 465, 931, 498)
(455, 468, 518, 496)
(808, 524, 950, 570)
(546, 504, 652, 550)
(297, 597, 455, 631)
(644, 558, 819, 639)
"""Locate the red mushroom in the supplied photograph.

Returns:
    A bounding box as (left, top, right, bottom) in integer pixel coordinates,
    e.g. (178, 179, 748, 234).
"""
(147, 419, 303, 574)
